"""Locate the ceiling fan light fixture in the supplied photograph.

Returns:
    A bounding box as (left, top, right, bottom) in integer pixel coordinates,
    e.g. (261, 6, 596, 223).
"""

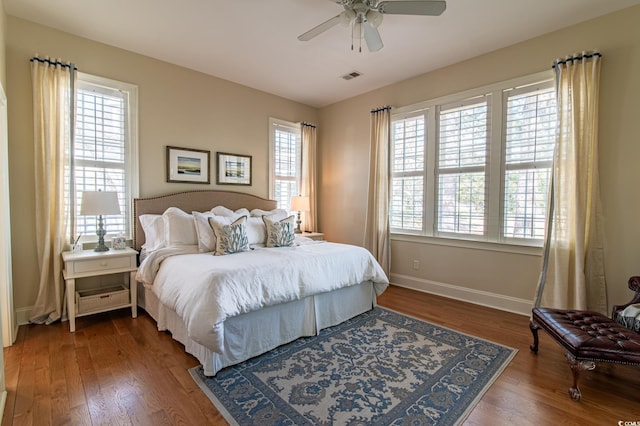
(340, 9, 356, 26)
(366, 10, 383, 27)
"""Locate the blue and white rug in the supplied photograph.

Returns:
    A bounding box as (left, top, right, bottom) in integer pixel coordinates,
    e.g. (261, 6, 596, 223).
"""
(189, 307, 516, 425)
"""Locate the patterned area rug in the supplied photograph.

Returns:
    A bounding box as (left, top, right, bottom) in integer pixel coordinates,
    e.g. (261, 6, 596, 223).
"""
(189, 307, 516, 425)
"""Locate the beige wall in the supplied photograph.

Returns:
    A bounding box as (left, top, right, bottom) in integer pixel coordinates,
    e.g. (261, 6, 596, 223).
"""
(0, 0, 6, 88)
(6, 16, 317, 311)
(6, 6, 640, 316)
(319, 5, 640, 312)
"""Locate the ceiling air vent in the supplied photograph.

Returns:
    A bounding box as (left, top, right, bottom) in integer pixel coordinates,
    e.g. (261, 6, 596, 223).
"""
(341, 71, 362, 81)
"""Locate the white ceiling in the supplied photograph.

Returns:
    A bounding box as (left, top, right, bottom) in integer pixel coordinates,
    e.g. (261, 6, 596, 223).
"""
(5, 0, 640, 108)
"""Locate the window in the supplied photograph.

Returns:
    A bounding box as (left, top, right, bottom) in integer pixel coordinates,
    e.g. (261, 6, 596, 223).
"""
(390, 115, 425, 231)
(390, 72, 556, 246)
(73, 73, 138, 243)
(437, 98, 489, 237)
(269, 118, 301, 210)
(502, 86, 555, 240)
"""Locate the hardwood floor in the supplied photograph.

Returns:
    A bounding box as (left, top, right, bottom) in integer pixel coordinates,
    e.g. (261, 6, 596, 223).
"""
(3, 285, 639, 425)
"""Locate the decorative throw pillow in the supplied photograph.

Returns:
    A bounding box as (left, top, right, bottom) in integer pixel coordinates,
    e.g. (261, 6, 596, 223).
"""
(246, 210, 289, 245)
(208, 215, 249, 255)
(615, 303, 640, 332)
(263, 214, 296, 248)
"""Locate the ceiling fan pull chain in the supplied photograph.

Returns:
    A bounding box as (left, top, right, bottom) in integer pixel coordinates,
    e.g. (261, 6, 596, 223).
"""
(351, 22, 355, 51)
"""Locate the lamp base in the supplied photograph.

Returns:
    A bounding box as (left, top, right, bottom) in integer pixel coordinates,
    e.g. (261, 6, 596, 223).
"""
(94, 215, 110, 252)
(295, 212, 302, 234)
(94, 244, 109, 252)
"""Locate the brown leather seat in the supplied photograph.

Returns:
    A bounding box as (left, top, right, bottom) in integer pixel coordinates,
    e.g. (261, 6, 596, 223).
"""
(529, 276, 640, 401)
(531, 308, 640, 364)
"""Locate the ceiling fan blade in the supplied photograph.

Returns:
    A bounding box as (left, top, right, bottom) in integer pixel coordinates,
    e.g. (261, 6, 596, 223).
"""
(363, 21, 383, 52)
(377, 0, 446, 16)
(298, 14, 342, 41)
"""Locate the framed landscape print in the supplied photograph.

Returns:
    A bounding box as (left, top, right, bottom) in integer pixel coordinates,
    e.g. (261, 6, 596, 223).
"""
(166, 146, 210, 184)
(217, 152, 252, 186)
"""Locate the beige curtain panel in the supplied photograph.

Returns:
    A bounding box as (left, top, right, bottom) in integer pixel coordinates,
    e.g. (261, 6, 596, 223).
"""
(300, 122, 317, 233)
(29, 56, 76, 325)
(363, 106, 391, 276)
(534, 52, 607, 314)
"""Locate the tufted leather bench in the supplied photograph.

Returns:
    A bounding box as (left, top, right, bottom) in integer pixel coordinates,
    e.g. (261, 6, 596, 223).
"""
(530, 276, 640, 401)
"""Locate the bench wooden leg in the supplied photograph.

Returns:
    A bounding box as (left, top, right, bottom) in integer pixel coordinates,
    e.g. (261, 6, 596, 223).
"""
(566, 353, 595, 401)
(529, 320, 540, 353)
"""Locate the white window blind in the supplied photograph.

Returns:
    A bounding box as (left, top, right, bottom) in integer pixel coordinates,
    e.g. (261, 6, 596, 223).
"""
(390, 71, 555, 247)
(390, 115, 425, 231)
(437, 98, 489, 236)
(73, 74, 138, 242)
(502, 84, 556, 240)
(269, 118, 301, 210)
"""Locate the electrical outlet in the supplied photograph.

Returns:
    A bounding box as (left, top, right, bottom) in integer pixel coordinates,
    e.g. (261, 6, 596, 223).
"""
(412, 259, 419, 270)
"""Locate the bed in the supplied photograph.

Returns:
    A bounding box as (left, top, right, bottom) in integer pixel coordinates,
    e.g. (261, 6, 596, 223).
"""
(133, 190, 389, 376)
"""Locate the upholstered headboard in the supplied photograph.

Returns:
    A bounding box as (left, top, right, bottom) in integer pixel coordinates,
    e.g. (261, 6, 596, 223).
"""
(133, 190, 277, 251)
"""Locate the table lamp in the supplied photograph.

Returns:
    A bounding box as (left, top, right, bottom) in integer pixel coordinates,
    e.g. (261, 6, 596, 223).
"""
(80, 190, 121, 252)
(290, 195, 310, 234)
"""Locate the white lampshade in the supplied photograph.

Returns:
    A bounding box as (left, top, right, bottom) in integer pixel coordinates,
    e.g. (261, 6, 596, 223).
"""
(290, 195, 310, 212)
(80, 191, 121, 216)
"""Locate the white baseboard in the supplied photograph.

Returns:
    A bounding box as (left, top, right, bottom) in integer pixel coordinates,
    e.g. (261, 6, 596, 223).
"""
(390, 273, 532, 316)
(15, 307, 31, 327)
(0, 389, 6, 422)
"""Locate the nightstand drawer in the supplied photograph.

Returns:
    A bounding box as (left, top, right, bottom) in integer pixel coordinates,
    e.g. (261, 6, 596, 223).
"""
(76, 285, 130, 314)
(71, 256, 133, 274)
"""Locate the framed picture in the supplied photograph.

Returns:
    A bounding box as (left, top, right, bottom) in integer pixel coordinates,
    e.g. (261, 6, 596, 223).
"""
(217, 152, 252, 186)
(166, 146, 210, 184)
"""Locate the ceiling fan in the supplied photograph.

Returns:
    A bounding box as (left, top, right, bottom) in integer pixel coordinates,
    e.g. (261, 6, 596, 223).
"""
(298, 0, 446, 52)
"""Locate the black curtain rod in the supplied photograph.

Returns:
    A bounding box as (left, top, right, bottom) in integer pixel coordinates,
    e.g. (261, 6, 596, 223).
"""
(301, 121, 316, 128)
(30, 56, 77, 70)
(552, 52, 601, 69)
(370, 105, 391, 114)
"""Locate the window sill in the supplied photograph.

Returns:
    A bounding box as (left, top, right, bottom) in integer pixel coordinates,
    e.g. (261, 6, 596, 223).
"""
(390, 233, 543, 256)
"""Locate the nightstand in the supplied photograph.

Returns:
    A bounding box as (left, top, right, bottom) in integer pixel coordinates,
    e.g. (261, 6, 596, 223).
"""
(302, 232, 324, 241)
(62, 247, 138, 332)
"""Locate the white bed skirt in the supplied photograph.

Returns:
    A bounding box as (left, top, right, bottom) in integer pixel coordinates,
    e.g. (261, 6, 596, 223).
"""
(138, 281, 377, 376)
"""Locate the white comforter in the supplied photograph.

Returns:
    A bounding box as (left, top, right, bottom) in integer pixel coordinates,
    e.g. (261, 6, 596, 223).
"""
(136, 241, 389, 352)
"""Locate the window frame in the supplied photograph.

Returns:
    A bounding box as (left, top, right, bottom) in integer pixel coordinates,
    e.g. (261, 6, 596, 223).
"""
(500, 81, 556, 244)
(390, 111, 427, 234)
(390, 70, 554, 251)
(268, 117, 301, 210)
(72, 72, 139, 244)
(435, 95, 491, 240)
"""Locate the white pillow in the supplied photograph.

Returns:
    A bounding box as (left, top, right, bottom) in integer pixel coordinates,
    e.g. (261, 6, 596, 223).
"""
(246, 211, 289, 245)
(250, 208, 288, 217)
(208, 215, 249, 255)
(211, 205, 236, 217)
(210, 206, 250, 219)
(162, 207, 198, 247)
(235, 208, 250, 217)
(192, 211, 217, 252)
(139, 214, 165, 252)
(263, 215, 296, 248)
